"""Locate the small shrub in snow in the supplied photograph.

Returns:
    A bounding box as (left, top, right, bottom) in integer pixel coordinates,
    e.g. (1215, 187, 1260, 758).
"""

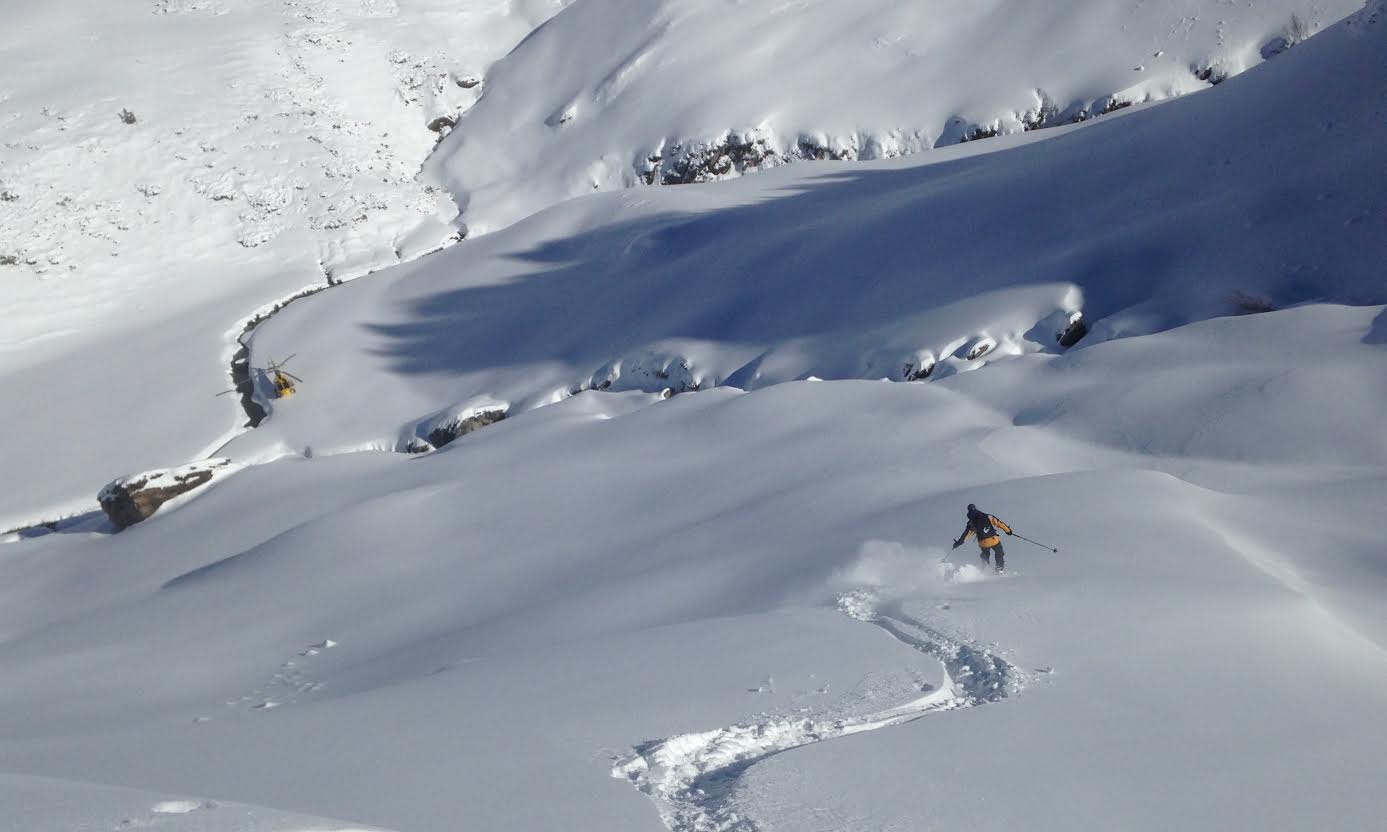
(118, 108, 137, 125)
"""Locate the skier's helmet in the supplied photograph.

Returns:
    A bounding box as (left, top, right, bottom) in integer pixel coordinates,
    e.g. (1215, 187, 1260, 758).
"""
(967, 503, 977, 513)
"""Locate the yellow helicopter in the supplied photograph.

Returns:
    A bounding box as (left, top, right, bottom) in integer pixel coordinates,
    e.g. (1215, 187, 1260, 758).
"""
(264, 355, 303, 399)
(218, 354, 303, 401)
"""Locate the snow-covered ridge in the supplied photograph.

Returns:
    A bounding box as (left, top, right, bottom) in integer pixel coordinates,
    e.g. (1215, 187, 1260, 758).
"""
(230, 5, 1385, 461)
(429, 0, 1364, 233)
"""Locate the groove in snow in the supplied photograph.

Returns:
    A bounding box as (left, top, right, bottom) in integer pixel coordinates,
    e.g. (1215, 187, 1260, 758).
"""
(612, 590, 1023, 831)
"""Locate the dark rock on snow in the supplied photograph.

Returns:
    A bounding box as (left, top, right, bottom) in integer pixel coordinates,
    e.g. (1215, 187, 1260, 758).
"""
(99, 459, 232, 530)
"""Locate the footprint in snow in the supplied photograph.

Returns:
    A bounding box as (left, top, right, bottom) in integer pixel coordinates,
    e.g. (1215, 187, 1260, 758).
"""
(229, 640, 338, 714)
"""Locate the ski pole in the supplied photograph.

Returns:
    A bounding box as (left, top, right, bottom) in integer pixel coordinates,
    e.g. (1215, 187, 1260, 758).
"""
(1012, 533, 1058, 553)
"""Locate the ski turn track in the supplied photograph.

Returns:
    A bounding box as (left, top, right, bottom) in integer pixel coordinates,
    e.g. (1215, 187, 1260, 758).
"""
(612, 590, 1023, 832)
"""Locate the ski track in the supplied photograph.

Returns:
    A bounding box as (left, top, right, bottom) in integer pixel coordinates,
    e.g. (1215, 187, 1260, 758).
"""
(612, 590, 1023, 832)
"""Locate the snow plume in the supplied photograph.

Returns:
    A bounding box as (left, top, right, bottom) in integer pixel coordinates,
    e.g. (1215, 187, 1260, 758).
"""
(832, 540, 991, 602)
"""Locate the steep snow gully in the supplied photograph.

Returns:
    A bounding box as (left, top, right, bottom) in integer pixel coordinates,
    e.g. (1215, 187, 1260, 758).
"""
(614, 590, 1022, 832)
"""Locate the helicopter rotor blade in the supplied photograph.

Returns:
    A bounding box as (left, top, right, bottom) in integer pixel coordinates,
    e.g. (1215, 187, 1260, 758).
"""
(282, 372, 304, 383)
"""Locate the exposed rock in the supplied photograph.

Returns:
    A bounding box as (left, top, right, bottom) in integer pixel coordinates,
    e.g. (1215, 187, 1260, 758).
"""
(965, 337, 997, 361)
(650, 131, 777, 185)
(641, 86, 1157, 182)
(99, 459, 233, 530)
(407, 403, 510, 453)
(426, 408, 507, 449)
(960, 123, 1000, 143)
(794, 135, 856, 162)
(1058, 312, 1089, 347)
(1262, 15, 1313, 60)
(1194, 63, 1230, 85)
(427, 114, 457, 134)
(640, 128, 862, 186)
(1021, 93, 1062, 131)
(902, 358, 935, 381)
(579, 354, 702, 396)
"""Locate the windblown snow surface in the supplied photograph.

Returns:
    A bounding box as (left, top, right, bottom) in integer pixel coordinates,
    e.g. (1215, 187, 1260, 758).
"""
(2, 2, 1387, 832)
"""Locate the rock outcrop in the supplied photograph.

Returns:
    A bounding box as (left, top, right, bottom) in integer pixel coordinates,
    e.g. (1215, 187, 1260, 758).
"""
(1058, 312, 1089, 347)
(404, 402, 510, 453)
(98, 459, 233, 530)
(426, 408, 508, 450)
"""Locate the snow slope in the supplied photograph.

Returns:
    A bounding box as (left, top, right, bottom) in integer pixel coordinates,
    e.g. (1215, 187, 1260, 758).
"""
(1, 0, 566, 349)
(0, 0, 567, 526)
(0, 0, 1372, 526)
(429, 0, 1366, 233)
(1, 305, 1384, 831)
(1, 4, 1385, 831)
(231, 2, 1385, 460)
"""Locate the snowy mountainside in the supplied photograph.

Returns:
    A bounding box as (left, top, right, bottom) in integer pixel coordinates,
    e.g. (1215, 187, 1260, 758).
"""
(429, 0, 1366, 233)
(232, 4, 1386, 461)
(1, 5, 1385, 832)
(0, 0, 567, 526)
(1, 0, 567, 359)
(0, 0, 1368, 526)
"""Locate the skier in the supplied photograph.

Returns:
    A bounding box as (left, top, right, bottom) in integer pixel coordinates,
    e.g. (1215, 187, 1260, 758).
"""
(952, 504, 1013, 573)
